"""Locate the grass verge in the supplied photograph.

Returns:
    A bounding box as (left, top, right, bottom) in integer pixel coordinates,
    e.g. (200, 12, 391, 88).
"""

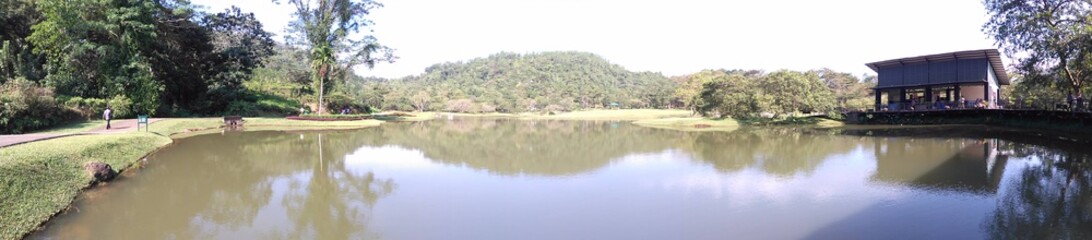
(540, 109, 692, 121)
(434, 109, 693, 121)
(0, 133, 172, 240)
(31, 120, 106, 134)
(148, 118, 382, 137)
(632, 117, 740, 132)
(373, 112, 437, 122)
(737, 116, 845, 127)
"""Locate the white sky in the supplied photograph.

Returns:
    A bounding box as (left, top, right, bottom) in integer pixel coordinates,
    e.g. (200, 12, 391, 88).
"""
(192, 0, 1001, 79)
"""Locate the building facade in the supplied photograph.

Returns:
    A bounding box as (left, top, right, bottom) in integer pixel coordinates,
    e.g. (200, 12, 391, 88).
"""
(867, 49, 1009, 111)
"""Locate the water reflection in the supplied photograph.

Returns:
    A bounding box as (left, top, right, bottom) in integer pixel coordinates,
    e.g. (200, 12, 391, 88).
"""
(871, 138, 1007, 194)
(687, 128, 858, 175)
(31, 120, 1092, 239)
(985, 144, 1092, 239)
(367, 120, 861, 177)
(33, 131, 393, 239)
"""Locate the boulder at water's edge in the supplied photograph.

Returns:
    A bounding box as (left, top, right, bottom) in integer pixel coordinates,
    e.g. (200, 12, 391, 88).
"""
(83, 161, 116, 183)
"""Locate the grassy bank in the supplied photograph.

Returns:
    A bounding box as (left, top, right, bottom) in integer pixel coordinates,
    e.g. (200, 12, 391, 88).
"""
(632, 117, 740, 132)
(539, 109, 692, 120)
(373, 112, 438, 122)
(148, 118, 382, 137)
(0, 117, 381, 240)
(737, 116, 846, 127)
(0, 133, 171, 240)
(431, 109, 694, 121)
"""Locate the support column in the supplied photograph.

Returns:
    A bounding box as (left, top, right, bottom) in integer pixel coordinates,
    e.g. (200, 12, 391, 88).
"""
(925, 87, 933, 103)
(984, 84, 990, 102)
(874, 89, 882, 111)
(899, 88, 907, 110)
(954, 85, 962, 108)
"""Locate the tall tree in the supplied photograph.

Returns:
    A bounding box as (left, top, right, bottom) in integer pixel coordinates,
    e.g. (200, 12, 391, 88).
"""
(201, 6, 275, 111)
(0, 0, 45, 82)
(984, 0, 1092, 95)
(278, 0, 395, 114)
(30, 0, 163, 113)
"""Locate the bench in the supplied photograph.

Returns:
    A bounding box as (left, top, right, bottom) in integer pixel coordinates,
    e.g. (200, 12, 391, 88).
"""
(224, 116, 244, 127)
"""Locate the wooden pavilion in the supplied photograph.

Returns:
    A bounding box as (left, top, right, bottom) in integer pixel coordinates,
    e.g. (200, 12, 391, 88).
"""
(867, 49, 1010, 111)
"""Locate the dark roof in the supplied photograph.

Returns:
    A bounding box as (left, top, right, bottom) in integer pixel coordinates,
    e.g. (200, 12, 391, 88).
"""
(865, 49, 1010, 85)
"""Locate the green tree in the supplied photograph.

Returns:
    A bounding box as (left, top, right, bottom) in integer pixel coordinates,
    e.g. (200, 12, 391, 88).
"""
(0, 0, 45, 82)
(201, 6, 275, 112)
(30, 0, 163, 114)
(695, 72, 773, 119)
(814, 68, 875, 111)
(279, 0, 395, 114)
(761, 70, 835, 115)
(984, 0, 1092, 95)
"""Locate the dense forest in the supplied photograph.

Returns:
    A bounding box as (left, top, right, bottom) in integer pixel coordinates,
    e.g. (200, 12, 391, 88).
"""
(1, 0, 282, 133)
(248, 50, 875, 115)
(353, 52, 678, 113)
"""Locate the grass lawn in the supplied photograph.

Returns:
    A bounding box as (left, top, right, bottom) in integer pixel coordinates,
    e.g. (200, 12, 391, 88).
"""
(815, 119, 846, 128)
(148, 118, 382, 137)
(632, 117, 740, 132)
(0, 133, 172, 240)
(373, 112, 438, 122)
(434, 109, 694, 121)
(31, 120, 106, 134)
(540, 109, 692, 121)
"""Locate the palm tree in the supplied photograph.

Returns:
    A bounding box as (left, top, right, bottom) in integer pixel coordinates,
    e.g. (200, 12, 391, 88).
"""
(311, 45, 334, 114)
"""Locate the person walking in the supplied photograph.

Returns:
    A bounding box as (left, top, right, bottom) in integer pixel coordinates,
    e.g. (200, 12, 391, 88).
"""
(103, 106, 113, 130)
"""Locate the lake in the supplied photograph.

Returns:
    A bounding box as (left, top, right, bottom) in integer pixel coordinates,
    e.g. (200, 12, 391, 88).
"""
(30, 119, 1092, 239)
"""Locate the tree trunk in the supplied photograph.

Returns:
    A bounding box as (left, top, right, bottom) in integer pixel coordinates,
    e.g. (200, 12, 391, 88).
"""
(318, 64, 327, 114)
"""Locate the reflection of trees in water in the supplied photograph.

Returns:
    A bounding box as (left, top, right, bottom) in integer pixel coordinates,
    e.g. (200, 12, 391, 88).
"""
(283, 133, 394, 239)
(689, 128, 861, 176)
(43, 131, 394, 239)
(368, 120, 861, 177)
(368, 120, 692, 175)
(985, 144, 1092, 239)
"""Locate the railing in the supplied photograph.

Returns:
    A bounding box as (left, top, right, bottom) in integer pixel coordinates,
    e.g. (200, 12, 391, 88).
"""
(873, 101, 1091, 113)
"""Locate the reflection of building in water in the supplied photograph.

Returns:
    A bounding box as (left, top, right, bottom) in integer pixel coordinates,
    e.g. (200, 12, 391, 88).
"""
(871, 138, 1008, 194)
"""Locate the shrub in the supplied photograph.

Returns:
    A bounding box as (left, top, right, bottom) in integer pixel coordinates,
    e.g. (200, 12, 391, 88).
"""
(108, 95, 133, 118)
(225, 101, 261, 116)
(478, 103, 497, 113)
(544, 104, 566, 114)
(324, 92, 369, 114)
(64, 96, 84, 109)
(295, 113, 371, 120)
(445, 99, 475, 113)
(253, 92, 300, 115)
(0, 78, 77, 133)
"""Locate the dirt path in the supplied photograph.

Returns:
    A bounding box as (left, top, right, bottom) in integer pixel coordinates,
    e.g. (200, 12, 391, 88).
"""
(0, 118, 164, 148)
(0, 133, 74, 148)
(85, 118, 163, 134)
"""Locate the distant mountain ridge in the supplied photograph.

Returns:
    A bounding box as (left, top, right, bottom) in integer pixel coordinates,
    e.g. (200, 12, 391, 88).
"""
(360, 51, 677, 112)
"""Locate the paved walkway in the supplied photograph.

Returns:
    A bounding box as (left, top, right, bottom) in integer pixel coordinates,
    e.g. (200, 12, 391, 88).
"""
(0, 119, 163, 148)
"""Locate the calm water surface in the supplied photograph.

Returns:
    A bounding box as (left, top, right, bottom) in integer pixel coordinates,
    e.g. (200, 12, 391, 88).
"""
(32, 119, 1092, 239)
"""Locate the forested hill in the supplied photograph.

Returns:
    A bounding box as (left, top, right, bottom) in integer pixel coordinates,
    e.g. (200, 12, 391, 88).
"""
(354, 52, 678, 113)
